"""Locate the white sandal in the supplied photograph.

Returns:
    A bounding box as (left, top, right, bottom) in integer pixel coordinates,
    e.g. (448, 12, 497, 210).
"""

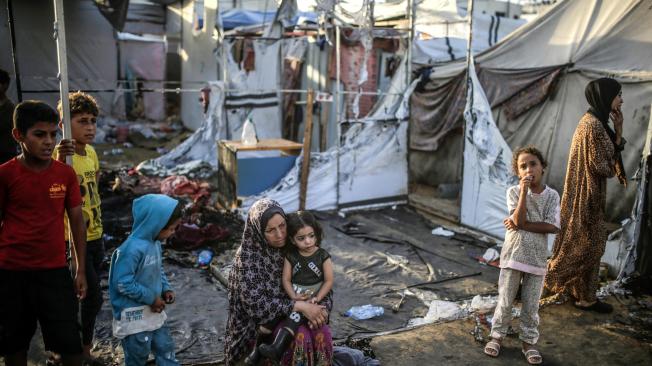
(484, 340, 501, 357)
(522, 348, 543, 365)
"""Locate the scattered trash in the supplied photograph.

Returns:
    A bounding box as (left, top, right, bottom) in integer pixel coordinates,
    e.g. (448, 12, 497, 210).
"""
(471, 313, 488, 342)
(385, 253, 409, 266)
(469, 248, 500, 268)
(392, 291, 407, 313)
(136, 160, 215, 179)
(344, 305, 385, 320)
(482, 248, 500, 263)
(123, 142, 134, 148)
(597, 280, 632, 300)
(197, 249, 214, 267)
(103, 148, 124, 156)
(431, 227, 455, 237)
(470, 294, 498, 314)
(407, 300, 466, 326)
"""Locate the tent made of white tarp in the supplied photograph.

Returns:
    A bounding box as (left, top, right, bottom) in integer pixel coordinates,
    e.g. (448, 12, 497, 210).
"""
(0, 0, 169, 120)
(410, 0, 652, 237)
(0, 0, 117, 113)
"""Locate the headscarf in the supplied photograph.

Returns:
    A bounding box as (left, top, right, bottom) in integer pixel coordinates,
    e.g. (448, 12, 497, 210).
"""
(585, 77, 627, 185)
(224, 199, 293, 365)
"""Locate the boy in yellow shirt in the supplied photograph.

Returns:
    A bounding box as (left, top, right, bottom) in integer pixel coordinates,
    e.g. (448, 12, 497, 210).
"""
(55, 92, 104, 364)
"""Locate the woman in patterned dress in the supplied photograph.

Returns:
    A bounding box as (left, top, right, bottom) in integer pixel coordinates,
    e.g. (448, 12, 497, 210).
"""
(544, 78, 626, 313)
(224, 198, 333, 365)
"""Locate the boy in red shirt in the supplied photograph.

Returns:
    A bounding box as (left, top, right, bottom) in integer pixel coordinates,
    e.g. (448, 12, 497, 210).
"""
(0, 100, 87, 366)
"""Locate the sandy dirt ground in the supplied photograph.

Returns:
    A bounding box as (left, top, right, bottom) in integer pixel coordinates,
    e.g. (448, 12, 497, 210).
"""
(371, 297, 652, 365)
(3, 206, 651, 365)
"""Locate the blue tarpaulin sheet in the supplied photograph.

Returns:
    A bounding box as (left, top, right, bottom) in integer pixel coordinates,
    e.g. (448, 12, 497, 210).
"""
(220, 9, 317, 29)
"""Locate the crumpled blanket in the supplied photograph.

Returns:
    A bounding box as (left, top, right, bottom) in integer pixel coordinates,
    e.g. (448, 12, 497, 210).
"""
(160, 175, 211, 202)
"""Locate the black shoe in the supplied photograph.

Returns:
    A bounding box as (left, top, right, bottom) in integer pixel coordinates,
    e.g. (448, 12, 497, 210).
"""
(258, 328, 294, 364)
(244, 345, 261, 365)
(574, 300, 613, 314)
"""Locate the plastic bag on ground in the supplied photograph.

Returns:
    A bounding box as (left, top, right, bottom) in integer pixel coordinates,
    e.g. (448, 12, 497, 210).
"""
(344, 305, 384, 320)
(482, 248, 500, 262)
(407, 300, 465, 326)
(431, 227, 455, 237)
(470, 294, 498, 313)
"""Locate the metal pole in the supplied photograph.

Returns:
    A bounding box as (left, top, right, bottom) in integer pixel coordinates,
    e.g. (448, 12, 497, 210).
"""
(6, 0, 22, 102)
(407, 0, 415, 85)
(406, 0, 415, 194)
(465, 0, 475, 72)
(459, 0, 475, 220)
(53, 0, 72, 164)
(335, 23, 341, 208)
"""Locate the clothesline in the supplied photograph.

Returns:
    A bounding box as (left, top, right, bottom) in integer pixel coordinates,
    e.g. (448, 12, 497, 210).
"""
(22, 87, 405, 97)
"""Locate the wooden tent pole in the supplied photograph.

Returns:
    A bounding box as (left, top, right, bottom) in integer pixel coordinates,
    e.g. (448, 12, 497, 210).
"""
(299, 89, 315, 210)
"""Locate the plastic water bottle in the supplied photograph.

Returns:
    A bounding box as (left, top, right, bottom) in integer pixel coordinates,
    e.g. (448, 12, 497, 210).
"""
(197, 249, 213, 267)
(344, 305, 384, 320)
(241, 118, 258, 146)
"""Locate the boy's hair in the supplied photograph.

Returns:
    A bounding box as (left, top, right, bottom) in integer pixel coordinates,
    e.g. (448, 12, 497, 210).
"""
(0, 69, 10, 85)
(286, 211, 324, 246)
(511, 145, 548, 174)
(163, 203, 183, 229)
(57, 91, 99, 118)
(13, 100, 58, 135)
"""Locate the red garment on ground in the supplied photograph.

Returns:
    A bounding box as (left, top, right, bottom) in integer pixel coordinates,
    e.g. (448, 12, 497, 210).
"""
(160, 175, 211, 202)
(0, 158, 82, 270)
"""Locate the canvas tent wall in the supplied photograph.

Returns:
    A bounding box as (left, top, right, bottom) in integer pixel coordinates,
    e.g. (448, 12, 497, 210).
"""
(1, 0, 171, 120)
(0, 0, 117, 113)
(242, 46, 410, 212)
(410, 0, 652, 234)
(179, 0, 220, 130)
(411, 0, 526, 64)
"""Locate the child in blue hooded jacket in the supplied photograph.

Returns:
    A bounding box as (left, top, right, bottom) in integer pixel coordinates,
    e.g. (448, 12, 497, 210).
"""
(109, 194, 182, 366)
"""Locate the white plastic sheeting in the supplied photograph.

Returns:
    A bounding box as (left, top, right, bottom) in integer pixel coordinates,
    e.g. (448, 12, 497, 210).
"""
(412, 14, 526, 65)
(137, 82, 226, 173)
(460, 58, 516, 239)
(224, 40, 284, 158)
(242, 53, 410, 212)
(605, 103, 652, 279)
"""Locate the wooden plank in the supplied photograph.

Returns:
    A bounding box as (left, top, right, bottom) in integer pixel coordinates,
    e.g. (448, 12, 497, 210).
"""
(223, 138, 303, 152)
(408, 193, 460, 223)
(217, 141, 238, 209)
(299, 90, 315, 210)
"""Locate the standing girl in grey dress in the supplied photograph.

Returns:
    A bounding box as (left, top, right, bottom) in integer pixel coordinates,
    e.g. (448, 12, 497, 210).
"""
(484, 146, 560, 365)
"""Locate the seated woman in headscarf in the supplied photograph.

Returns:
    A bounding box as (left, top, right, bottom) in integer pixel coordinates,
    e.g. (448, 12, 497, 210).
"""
(544, 77, 626, 313)
(224, 198, 333, 366)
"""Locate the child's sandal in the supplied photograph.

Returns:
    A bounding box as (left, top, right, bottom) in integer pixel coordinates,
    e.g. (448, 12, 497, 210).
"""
(522, 348, 543, 365)
(483, 340, 501, 357)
